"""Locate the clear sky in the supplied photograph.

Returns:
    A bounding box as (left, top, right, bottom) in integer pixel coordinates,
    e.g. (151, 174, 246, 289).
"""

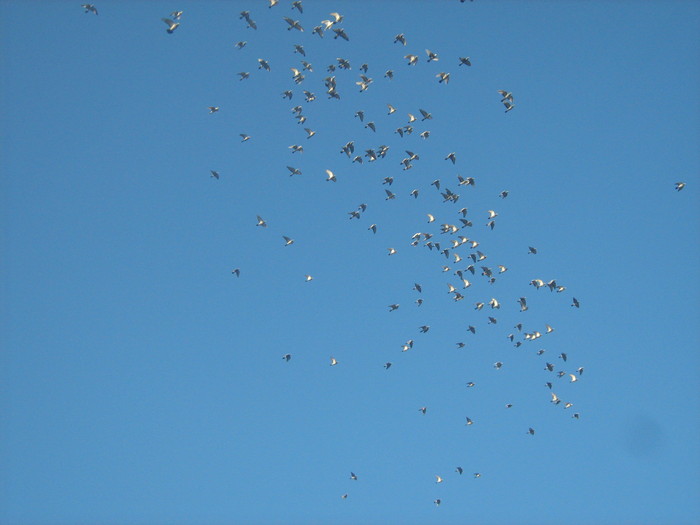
(1, 1, 699, 524)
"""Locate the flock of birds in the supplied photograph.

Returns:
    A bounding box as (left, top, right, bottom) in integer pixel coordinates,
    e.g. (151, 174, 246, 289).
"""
(80, 0, 688, 508)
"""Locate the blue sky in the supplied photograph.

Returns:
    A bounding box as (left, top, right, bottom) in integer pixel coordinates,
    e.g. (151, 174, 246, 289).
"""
(1, 1, 699, 524)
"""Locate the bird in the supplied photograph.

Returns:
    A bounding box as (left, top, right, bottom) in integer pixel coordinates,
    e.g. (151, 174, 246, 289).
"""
(435, 475, 443, 483)
(238, 72, 250, 80)
(292, 0, 303, 13)
(445, 152, 456, 164)
(405, 54, 419, 65)
(289, 144, 303, 153)
(325, 169, 336, 182)
(413, 283, 422, 293)
(456, 467, 463, 475)
(505, 404, 513, 409)
(332, 27, 349, 40)
(551, 393, 561, 404)
(675, 182, 686, 191)
(304, 128, 316, 139)
(466, 382, 475, 388)
(436, 72, 450, 84)
(528, 428, 535, 435)
(419, 325, 430, 333)
(235, 41, 247, 49)
(499, 190, 509, 198)
(82, 4, 98, 14)
(162, 18, 180, 33)
(304, 275, 313, 282)
(387, 104, 397, 115)
(394, 33, 407, 45)
(572, 413, 580, 419)
(518, 297, 528, 311)
(494, 362, 503, 369)
(341, 493, 348, 499)
(419, 407, 427, 414)
(365, 122, 376, 132)
(330, 357, 338, 366)
(283, 17, 304, 31)
(287, 166, 301, 176)
(498, 90, 514, 102)
(577, 367, 584, 375)
(210, 170, 219, 179)
(256, 215, 267, 227)
(434, 499, 441, 506)
(385, 70, 394, 80)
(282, 354, 291, 361)
(384, 362, 392, 369)
(240, 134, 251, 142)
(465, 417, 474, 425)
(572, 297, 580, 308)
(528, 246, 538, 254)
(258, 58, 271, 71)
(426, 49, 439, 62)
(388, 304, 400, 311)
(385, 190, 396, 200)
(419, 108, 432, 121)
(368, 224, 377, 233)
(350, 472, 357, 480)
(282, 236, 294, 246)
(268, 0, 279, 7)
(569, 374, 578, 383)
(427, 214, 435, 223)
(387, 248, 397, 255)
(474, 473, 481, 478)
(468, 326, 476, 334)
(231, 268, 240, 277)
(503, 100, 515, 113)
(415, 299, 423, 306)
(458, 56, 471, 66)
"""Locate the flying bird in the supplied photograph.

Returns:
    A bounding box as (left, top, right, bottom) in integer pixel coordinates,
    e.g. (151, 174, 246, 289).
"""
(282, 354, 291, 361)
(458, 57, 471, 66)
(394, 33, 407, 45)
(282, 236, 294, 246)
(325, 169, 336, 182)
(231, 268, 240, 277)
(426, 49, 439, 62)
(283, 17, 304, 31)
(210, 170, 219, 179)
(162, 18, 180, 33)
(436, 72, 450, 84)
(572, 297, 580, 308)
(675, 182, 686, 191)
(256, 215, 267, 227)
(330, 356, 338, 366)
(82, 4, 98, 14)
(388, 304, 400, 311)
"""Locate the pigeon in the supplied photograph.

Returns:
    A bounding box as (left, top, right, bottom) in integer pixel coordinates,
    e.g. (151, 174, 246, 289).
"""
(82, 4, 98, 15)
(162, 18, 180, 33)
